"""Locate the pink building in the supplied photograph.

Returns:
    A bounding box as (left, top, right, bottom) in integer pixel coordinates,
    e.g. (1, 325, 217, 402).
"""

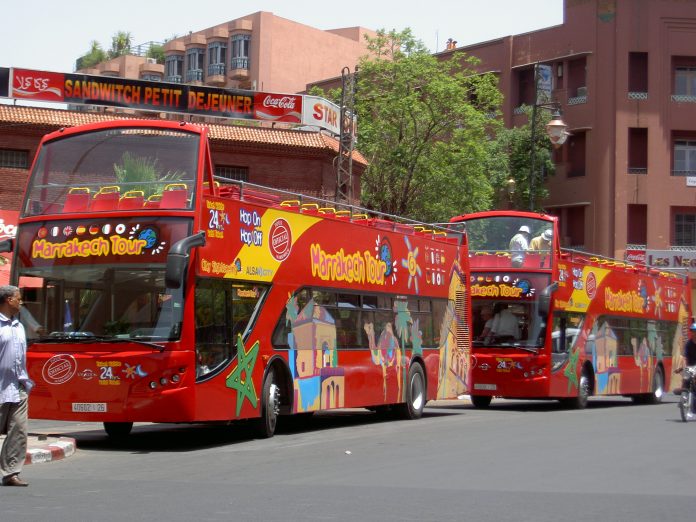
(440, 0, 696, 286)
(80, 12, 374, 95)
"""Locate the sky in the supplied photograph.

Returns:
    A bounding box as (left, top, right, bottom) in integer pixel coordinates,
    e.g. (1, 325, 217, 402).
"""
(1, 0, 563, 73)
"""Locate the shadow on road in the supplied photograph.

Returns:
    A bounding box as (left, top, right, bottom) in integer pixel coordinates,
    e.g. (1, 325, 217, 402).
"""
(39, 407, 460, 453)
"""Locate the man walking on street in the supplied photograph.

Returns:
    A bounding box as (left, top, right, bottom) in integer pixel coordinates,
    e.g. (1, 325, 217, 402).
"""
(0, 285, 32, 487)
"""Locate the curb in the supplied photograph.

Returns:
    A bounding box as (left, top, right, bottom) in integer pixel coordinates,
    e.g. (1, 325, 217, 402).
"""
(24, 437, 76, 465)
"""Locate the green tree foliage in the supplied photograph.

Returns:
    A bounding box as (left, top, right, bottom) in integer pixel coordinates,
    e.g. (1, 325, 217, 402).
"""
(108, 31, 133, 60)
(113, 152, 184, 198)
(75, 40, 107, 70)
(147, 43, 165, 65)
(353, 29, 503, 222)
(487, 105, 556, 211)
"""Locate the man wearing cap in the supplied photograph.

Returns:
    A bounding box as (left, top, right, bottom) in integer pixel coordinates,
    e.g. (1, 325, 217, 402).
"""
(530, 229, 553, 252)
(509, 226, 531, 268)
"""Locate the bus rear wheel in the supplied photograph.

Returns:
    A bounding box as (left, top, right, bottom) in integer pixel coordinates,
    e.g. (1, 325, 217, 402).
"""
(470, 395, 492, 409)
(104, 422, 133, 440)
(395, 363, 426, 420)
(645, 368, 664, 404)
(561, 371, 590, 409)
(254, 369, 280, 438)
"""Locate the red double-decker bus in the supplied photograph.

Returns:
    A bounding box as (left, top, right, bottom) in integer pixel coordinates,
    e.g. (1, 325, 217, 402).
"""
(449, 210, 690, 409)
(0, 120, 471, 438)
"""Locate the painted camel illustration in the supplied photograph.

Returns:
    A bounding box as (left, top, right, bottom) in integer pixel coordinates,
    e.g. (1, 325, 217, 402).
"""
(364, 321, 403, 400)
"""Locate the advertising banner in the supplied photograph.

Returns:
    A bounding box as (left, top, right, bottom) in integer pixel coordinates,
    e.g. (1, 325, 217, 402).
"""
(5, 68, 345, 134)
(302, 95, 341, 135)
(646, 249, 696, 272)
(624, 248, 646, 265)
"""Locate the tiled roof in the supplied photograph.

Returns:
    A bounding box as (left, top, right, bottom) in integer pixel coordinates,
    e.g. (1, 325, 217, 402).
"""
(0, 104, 367, 165)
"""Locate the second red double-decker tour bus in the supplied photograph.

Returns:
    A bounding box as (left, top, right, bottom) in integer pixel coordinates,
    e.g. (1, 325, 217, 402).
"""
(449, 210, 691, 409)
(1, 120, 472, 438)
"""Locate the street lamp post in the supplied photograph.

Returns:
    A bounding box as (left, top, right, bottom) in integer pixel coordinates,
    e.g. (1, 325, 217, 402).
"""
(528, 64, 569, 211)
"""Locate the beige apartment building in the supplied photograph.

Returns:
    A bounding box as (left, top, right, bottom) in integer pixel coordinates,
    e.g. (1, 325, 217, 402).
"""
(440, 0, 696, 289)
(79, 11, 374, 94)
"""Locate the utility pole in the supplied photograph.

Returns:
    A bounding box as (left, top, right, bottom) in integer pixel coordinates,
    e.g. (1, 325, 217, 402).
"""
(335, 66, 357, 204)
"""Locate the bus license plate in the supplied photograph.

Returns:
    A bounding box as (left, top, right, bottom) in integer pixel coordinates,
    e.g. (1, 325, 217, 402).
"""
(474, 384, 497, 391)
(72, 403, 107, 413)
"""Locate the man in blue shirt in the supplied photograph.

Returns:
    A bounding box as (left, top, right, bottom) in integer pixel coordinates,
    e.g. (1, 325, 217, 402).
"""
(0, 285, 33, 487)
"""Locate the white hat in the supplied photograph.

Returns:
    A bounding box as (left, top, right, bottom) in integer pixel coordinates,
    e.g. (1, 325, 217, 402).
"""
(542, 229, 553, 241)
(518, 225, 530, 234)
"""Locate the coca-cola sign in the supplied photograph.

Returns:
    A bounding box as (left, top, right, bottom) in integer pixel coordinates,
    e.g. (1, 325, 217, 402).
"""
(254, 93, 302, 123)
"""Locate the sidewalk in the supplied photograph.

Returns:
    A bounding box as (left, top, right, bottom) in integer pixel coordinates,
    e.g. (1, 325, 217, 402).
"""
(0, 433, 77, 465)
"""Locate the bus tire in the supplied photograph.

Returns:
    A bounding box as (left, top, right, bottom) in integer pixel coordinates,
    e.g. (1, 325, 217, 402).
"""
(254, 369, 280, 438)
(395, 363, 426, 420)
(104, 422, 133, 440)
(470, 395, 492, 409)
(561, 370, 590, 409)
(645, 367, 664, 405)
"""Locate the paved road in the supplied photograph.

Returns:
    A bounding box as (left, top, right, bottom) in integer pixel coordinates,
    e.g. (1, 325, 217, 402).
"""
(3, 396, 694, 521)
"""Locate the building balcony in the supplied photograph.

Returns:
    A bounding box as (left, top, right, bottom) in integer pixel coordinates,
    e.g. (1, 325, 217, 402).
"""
(228, 59, 250, 81)
(206, 64, 227, 86)
(165, 75, 182, 83)
(628, 92, 648, 100)
(139, 60, 164, 77)
(671, 94, 696, 103)
(229, 19, 253, 32)
(186, 69, 203, 83)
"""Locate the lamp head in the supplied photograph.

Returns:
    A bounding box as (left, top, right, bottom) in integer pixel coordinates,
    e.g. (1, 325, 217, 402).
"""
(546, 109, 569, 147)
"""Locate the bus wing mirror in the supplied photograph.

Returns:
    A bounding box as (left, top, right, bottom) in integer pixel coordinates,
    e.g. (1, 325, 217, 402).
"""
(165, 232, 206, 289)
(0, 238, 14, 253)
(538, 281, 559, 317)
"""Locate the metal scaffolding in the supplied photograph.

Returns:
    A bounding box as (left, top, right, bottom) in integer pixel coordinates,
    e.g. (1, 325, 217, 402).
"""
(335, 66, 357, 204)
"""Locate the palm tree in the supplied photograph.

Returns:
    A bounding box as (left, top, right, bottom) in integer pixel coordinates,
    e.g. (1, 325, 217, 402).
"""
(108, 31, 132, 59)
(75, 40, 107, 70)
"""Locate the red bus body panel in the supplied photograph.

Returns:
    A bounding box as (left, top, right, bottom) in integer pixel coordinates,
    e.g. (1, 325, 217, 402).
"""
(18, 120, 472, 424)
(454, 210, 690, 402)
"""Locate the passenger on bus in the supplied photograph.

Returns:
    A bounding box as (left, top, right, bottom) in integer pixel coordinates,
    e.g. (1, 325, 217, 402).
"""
(121, 293, 152, 325)
(489, 303, 520, 342)
(477, 306, 494, 343)
(530, 229, 553, 252)
(509, 226, 530, 267)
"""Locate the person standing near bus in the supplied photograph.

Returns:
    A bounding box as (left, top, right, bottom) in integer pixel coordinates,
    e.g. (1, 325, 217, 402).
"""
(0, 285, 32, 487)
(509, 226, 530, 267)
(478, 306, 494, 343)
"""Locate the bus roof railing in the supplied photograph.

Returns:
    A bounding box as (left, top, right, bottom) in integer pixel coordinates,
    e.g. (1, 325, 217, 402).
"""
(212, 177, 464, 243)
(561, 248, 688, 282)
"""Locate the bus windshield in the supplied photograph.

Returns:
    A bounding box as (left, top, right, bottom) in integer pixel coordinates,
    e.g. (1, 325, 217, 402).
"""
(14, 216, 192, 344)
(471, 272, 552, 349)
(23, 127, 200, 217)
(462, 215, 555, 270)
(18, 265, 183, 344)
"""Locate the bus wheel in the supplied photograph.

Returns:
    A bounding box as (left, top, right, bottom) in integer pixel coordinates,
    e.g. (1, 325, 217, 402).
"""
(254, 369, 280, 438)
(471, 395, 492, 409)
(646, 368, 664, 404)
(396, 364, 426, 420)
(103, 422, 133, 440)
(562, 371, 590, 409)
